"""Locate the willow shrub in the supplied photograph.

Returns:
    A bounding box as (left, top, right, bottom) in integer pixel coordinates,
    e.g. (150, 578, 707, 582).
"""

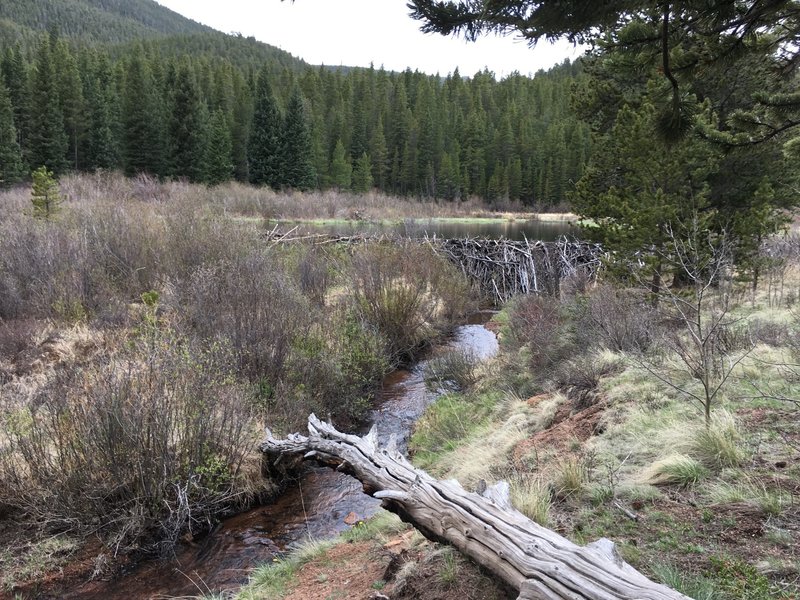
(0, 333, 259, 555)
(348, 242, 474, 364)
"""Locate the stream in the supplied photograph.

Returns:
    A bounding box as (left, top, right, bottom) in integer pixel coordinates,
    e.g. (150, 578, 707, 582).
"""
(64, 314, 499, 599)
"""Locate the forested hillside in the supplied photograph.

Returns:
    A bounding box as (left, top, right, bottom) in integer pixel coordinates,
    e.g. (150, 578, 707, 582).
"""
(0, 0, 212, 44)
(0, 0, 588, 206)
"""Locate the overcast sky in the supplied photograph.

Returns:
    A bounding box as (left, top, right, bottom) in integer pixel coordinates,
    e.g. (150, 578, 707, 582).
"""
(155, 0, 582, 78)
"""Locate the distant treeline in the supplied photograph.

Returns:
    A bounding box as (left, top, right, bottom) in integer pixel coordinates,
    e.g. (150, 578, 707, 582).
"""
(0, 31, 590, 205)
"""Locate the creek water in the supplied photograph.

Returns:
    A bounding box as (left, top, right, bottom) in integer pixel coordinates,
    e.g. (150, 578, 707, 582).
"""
(291, 218, 575, 241)
(64, 315, 499, 599)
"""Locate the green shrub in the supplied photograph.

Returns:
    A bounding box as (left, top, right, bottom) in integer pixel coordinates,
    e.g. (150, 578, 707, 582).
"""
(424, 349, 480, 391)
(349, 242, 473, 363)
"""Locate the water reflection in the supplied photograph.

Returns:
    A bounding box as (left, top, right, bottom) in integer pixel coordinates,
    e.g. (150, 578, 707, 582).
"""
(292, 218, 575, 241)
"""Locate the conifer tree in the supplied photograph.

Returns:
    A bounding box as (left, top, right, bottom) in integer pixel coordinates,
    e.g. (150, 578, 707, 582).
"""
(2, 46, 29, 165)
(205, 109, 234, 186)
(28, 38, 68, 174)
(0, 80, 23, 187)
(329, 139, 352, 190)
(84, 54, 119, 170)
(231, 73, 252, 182)
(30, 166, 61, 219)
(352, 152, 373, 193)
(280, 88, 316, 189)
(368, 115, 388, 189)
(168, 63, 207, 182)
(249, 67, 282, 187)
(122, 51, 164, 176)
(53, 40, 85, 170)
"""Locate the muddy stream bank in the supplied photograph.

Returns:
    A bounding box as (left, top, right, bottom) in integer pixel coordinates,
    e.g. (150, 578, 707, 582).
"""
(62, 314, 499, 599)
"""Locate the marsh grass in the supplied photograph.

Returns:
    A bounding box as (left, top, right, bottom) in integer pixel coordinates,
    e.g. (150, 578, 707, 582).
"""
(705, 479, 791, 515)
(340, 510, 409, 543)
(652, 563, 720, 600)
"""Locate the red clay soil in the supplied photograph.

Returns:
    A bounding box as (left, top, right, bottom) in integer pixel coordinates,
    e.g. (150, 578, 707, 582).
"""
(280, 532, 511, 600)
(513, 396, 606, 465)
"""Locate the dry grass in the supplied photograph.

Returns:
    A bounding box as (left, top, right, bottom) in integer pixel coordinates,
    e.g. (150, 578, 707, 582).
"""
(641, 454, 709, 487)
(510, 476, 552, 525)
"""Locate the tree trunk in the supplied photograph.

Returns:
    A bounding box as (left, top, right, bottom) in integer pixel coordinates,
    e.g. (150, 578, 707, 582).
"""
(261, 414, 690, 600)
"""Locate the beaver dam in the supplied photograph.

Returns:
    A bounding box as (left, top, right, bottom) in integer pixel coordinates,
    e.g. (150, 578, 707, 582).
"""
(267, 228, 604, 303)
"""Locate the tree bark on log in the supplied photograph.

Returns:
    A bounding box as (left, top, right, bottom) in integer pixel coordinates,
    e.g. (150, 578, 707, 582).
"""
(260, 414, 689, 600)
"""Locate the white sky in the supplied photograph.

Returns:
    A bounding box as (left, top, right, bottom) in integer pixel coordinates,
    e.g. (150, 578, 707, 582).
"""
(155, 0, 583, 78)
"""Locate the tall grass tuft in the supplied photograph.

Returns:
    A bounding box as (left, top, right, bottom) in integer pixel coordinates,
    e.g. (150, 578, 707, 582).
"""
(642, 454, 708, 487)
(687, 410, 745, 471)
(510, 476, 552, 525)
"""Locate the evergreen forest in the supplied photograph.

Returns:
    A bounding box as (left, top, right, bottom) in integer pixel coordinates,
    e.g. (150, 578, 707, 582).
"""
(0, 0, 590, 207)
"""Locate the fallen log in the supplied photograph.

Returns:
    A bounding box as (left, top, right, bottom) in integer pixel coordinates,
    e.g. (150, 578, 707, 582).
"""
(260, 414, 689, 600)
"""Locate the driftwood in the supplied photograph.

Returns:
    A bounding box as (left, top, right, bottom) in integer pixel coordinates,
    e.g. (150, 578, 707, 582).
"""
(261, 414, 689, 600)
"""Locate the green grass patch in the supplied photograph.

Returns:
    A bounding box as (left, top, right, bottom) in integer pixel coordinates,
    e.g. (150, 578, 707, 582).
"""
(642, 454, 709, 487)
(410, 391, 500, 467)
(341, 510, 409, 543)
(236, 539, 335, 600)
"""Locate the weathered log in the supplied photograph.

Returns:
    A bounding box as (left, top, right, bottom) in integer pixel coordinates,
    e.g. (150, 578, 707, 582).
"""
(260, 414, 689, 600)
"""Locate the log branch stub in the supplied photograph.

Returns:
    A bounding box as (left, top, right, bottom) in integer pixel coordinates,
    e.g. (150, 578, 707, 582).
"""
(260, 414, 689, 600)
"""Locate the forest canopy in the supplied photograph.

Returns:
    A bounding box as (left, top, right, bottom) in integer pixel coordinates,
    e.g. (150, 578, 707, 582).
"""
(410, 0, 800, 285)
(0, 0, 591, 207)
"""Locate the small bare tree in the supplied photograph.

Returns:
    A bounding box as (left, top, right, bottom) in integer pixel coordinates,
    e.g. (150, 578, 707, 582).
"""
(635, 220, 753, 425)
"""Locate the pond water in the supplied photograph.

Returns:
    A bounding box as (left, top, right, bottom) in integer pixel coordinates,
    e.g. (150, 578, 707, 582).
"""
(63, 316, 499, 599)
(287, 218, 576, 241)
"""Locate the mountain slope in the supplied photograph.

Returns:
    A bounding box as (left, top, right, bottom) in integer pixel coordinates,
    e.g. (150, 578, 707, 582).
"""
(0, 0, 211, 44)
(0, 0, 307, 71)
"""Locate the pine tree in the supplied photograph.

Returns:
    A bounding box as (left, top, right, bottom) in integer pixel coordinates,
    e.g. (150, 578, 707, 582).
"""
(0, 80, 23, 187)
(84, 53, 120, 171)
(231, 72, 252, 182)
(508, 157, 523, 201)
(205, 109, 234, 186)
(53, 40, 85, 170)
(329, 139, 352, 190)
(122, 51, 164, 176)
(249, 67, 282, 187)
(28, 38, 68, 174)
(30, 166, 61, 219)
(352, 152, 373, 193)
(280, 88, 316, 189)
(368, 115, 388, 189)
(2, 46, 29, 167)
(167, 63, 207, 182)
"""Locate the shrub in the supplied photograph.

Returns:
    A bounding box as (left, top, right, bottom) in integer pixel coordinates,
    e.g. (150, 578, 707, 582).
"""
(0, 333, 259, 554)
(553, 352, 623, 408)
(578, 284, 656, 352)
(174, 251, 312, 383)
(349, 242, 472, 363)
(0, 318, 43, 360)
(424, 349, 480, 392)
(280, 313, 390, 425)
(507, 295, 571, 370)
